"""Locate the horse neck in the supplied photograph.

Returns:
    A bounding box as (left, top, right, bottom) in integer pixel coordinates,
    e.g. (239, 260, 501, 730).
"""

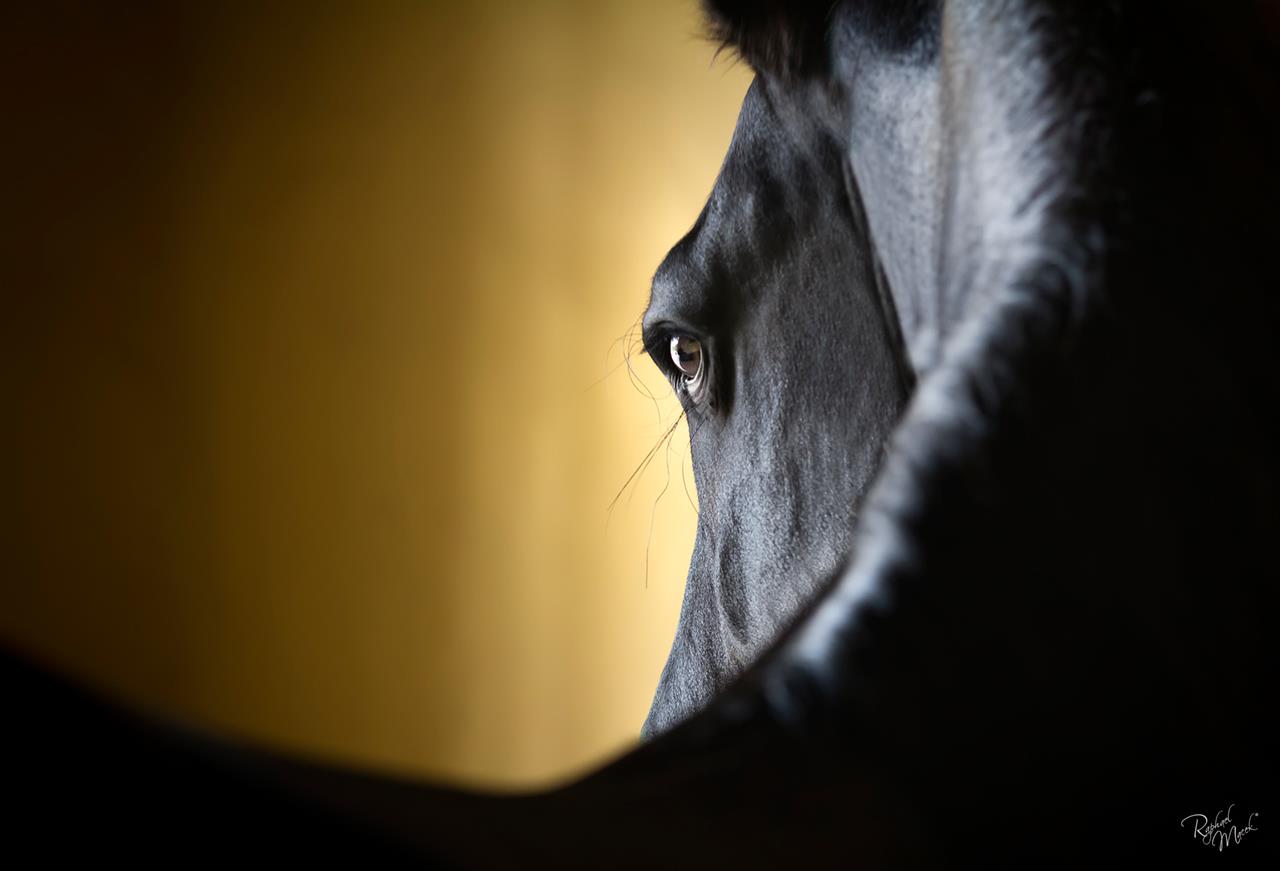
(832, 2, 1145, 380)
(832, 29, 942, 376)
(837, 0, 1278, 382)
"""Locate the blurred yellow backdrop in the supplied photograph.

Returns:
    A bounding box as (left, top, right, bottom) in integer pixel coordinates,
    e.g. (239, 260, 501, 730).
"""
(2, 2, 751, 786)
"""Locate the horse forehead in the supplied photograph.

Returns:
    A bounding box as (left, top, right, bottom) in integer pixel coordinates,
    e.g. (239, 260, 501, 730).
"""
(648, 85, 835, 329)
(646, 98, 781, 326)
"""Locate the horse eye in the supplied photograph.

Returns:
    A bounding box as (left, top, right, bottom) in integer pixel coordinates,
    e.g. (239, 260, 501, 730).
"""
(669, 335, 703, 382)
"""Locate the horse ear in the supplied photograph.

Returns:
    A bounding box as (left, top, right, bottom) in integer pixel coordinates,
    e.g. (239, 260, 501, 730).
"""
(702, 0, 834, 77)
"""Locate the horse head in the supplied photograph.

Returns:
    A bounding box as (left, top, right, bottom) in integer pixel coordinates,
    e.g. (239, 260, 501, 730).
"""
(641, 77, 910, 735)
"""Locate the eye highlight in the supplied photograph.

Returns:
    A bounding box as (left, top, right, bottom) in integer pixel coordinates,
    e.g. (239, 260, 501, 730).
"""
(666, 333, 709, 403)
(670, 335, 703, 381)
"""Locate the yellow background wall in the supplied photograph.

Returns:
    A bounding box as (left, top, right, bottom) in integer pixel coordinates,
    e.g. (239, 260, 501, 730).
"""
(2, 1, 751, 786)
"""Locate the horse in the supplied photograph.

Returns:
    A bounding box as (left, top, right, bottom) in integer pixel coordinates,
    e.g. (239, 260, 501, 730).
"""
(646, 1, 1280, 860)
(6, 0, 1279, 865)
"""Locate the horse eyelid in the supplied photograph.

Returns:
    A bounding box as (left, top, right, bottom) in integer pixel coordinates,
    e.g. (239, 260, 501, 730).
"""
(641, 324, 683, 369)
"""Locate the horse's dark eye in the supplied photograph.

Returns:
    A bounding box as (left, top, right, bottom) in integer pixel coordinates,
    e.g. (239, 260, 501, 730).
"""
(670, 335, 703, 383)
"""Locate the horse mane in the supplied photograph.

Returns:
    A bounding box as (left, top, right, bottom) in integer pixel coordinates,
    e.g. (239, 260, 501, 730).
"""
(703, 0, 941, 76)
(701, 0, 837, 77)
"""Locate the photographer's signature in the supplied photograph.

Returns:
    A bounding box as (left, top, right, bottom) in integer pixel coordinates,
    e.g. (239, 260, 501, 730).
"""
(1180, 804, 1259, 851)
